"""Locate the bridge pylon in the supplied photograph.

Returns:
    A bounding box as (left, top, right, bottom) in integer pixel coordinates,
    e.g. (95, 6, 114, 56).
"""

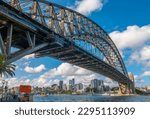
(119, 82, 135, 95)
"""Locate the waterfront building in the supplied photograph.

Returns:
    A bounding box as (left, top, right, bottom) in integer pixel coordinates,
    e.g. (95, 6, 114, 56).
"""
(33, 87, 42, 94)
(72, 78, 75, 87)
(91, 79, 104, 88)
(67, 85, 71, 91)
(51, 84, 59, 90)
(69, 78, 75, 87)
(91, 79, 104, 93)
(104, 85, 110, 92)
(59, 80, 63, 90)
(69, 78, 75, 91)
(146, 86, 150, 90)
(76, 83, 84, 93)
(68, 85, 73, 91)
(63, 84, 67, 91)
(0, 87, 3, 94)
(91, 79, 97, 89)
(11, 87, 20, 94)
(145, 86, 150, 93)
(76, 83, 83, 90)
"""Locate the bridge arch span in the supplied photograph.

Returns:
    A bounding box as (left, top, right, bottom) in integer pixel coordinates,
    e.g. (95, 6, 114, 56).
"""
(0, 0, 134, 94)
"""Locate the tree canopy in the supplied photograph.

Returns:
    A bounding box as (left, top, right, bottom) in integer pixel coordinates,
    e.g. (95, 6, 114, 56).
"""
(0, 54, 16, 77)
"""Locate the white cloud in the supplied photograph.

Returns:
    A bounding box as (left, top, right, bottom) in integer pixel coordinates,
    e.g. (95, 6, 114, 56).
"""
(4, 63, 118, 88)
(110, 25, 150, 74)
(39, 63, 117, 87)
(135, 79, 145, 87)
(142, 71, 150, 77)
(40, 63, 93, 79)
(109, 25, 150, 50)
(140, 46, 150, 60)
(130, 52, 140, 62)
(143, 61, 150, 68)
(130, 46, 150, 61)
(39, 63, 100, 85)
(134, 75, 139, 80)
(39, 63, 109, 86)
(133, 71, 150, 82)
(130, 46, 150, 68)
(24, 64, 46, 73)
(72, 0, 104, 16)
(23, 54, 35, 59)
(4, 78, 50, 88)
(104, 77, 118, 87)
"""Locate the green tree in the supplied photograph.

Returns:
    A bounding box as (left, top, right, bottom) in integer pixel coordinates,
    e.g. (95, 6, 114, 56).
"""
(0, 54, 16, 77)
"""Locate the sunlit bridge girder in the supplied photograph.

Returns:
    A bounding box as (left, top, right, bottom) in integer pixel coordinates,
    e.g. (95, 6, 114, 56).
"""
(0, 0, 134, 94)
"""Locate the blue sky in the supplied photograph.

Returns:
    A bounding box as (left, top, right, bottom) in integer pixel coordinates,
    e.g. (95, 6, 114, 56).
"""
(3, 0, 150, 87)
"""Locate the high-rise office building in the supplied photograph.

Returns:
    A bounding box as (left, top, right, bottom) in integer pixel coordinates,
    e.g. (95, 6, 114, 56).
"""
(72, 78, 75, 87)
(63, 84, 67, 91)
(76, 83, 83, 90)
(69, 78, 75, 90)
(91, 79, 104, 93)
(91, 79, 98, 89)
(59, 80, 63, 90)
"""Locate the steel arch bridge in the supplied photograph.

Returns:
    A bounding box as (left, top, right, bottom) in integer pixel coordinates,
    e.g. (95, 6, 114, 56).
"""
(0, 0, 134, 94)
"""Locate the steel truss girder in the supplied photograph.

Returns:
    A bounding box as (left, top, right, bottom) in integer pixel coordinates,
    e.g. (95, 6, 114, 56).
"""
(59, 54, 84, 61)
(71, 45, 133, 84)
(50, 49, 76, 57)
(8, 43, 48, 64)
(69, 35, 123, 73)
(0, 23, 49, 63)
(68, 57, 91, 64)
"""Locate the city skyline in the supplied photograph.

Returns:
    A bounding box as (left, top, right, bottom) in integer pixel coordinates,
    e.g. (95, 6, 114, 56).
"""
(1, 0, 150, 88)
(6, 78, 110, 94)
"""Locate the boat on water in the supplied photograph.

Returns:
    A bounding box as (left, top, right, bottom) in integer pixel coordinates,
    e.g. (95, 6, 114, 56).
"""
(40, 92, 47, 96)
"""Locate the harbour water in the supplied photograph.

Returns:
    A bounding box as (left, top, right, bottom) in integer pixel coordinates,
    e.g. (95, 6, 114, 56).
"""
(33, 95, 150, 102)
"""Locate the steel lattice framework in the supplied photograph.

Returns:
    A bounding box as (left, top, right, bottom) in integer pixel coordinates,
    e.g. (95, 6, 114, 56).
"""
(0, 0, 134, 94)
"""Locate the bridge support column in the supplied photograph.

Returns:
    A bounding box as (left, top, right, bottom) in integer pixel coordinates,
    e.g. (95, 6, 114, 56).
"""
(129, 83, 135, 94)
(119, 82, 135, 95)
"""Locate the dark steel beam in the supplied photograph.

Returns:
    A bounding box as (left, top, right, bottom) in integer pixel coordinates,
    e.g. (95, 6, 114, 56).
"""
(7, 43, 48, 63)
(0, 32, 7, 57)
(6, 24, 13, 57)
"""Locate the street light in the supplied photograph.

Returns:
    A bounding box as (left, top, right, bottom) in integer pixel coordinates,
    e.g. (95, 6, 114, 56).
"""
(2, 80, 5, 100)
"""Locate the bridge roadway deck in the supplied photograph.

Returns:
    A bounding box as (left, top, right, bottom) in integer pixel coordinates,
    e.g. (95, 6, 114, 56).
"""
(36, 42, 132, 84)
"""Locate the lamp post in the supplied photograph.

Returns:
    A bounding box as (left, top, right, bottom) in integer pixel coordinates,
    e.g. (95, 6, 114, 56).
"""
(5, 81, 8, 100)
(2, 80, 5, 100)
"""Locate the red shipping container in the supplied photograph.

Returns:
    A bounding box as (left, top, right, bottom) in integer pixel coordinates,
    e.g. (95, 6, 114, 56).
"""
(19, 85, 31, 93)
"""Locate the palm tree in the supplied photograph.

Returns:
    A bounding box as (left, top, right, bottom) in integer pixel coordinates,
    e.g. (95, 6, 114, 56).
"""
(0, 54, 16, 78)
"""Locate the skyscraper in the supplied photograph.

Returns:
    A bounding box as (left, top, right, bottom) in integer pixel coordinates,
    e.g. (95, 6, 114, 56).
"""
(59, 80, 63, 90)
(76, 83, 83, 90)
(63, 84, 67, 91)
(72, 78, 75, 87)
(69, 78, 75, 91)
(91, 79, 104, 93)
(91, 79, 98, 89)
